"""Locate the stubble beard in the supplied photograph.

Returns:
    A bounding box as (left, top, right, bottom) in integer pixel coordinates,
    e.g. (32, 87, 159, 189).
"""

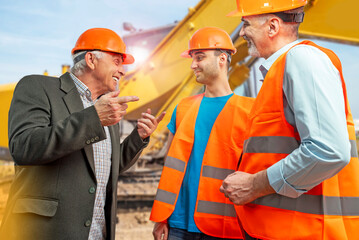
(244, 36, 261, 57)
(194, 58, 220, 84)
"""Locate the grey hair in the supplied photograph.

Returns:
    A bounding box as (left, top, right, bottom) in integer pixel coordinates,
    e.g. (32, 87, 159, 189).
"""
(256, 7, 303, 38)
(70, 50, 104, 75)
(280, 7, 304, 38)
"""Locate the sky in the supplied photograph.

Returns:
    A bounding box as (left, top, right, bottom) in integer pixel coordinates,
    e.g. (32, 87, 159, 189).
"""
(0, 0, 199, 83)
(0, 0, 359, 118)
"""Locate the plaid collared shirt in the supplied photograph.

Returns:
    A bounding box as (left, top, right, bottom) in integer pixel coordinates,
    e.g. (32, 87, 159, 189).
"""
(71, 73, 112, 240)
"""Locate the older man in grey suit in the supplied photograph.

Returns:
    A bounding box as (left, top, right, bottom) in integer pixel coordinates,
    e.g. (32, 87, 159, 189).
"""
(0, 28, 165, 240)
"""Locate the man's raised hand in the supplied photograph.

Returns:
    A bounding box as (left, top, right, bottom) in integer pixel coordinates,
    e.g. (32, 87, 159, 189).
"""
(94, 90, 139, 126)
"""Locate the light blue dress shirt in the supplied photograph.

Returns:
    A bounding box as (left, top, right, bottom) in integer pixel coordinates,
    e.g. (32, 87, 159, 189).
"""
(261, 40, 351, 198)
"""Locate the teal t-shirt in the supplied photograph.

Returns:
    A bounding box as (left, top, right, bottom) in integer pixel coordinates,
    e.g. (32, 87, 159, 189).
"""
(167, 93, 233, 232)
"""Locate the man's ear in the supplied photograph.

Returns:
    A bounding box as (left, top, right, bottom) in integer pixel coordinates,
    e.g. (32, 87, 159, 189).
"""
(268, 16, 280, 37)
(85, 52, 96, 70)
(219, 53, 227, 66)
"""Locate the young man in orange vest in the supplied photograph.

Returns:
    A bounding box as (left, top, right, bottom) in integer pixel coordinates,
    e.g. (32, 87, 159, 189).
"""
(150, 27, 254, 240)
(221, 0, 359, 239)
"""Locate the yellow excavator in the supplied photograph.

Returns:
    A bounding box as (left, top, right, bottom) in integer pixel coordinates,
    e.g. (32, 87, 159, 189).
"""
(118, 0, 359, 161)
(0, 0, 358, 163)
(0, 0, 358, 219)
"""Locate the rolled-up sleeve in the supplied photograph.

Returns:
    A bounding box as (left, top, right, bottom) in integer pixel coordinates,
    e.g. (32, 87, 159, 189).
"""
(267, 45, 351, 198)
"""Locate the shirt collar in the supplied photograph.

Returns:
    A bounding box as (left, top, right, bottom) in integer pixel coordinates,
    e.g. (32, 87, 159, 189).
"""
(70, 72, 92, 101)
(259, 40, 300, 79)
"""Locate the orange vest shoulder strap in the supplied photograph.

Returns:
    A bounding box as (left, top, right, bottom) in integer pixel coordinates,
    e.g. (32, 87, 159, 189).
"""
(176, 93, 204, 130)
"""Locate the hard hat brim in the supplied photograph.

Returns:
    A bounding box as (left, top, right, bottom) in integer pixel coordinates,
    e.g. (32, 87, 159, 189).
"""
(226, 9, 243, 17)
(180, 50, 192, 58)
(181, 48, 237, 58)
(122, 53, 135, 64)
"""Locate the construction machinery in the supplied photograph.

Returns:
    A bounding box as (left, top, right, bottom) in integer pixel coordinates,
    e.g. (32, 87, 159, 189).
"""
(1, 0, 358, 162)
(117, 0, 359, 162)
(116, 0, 359, 205)
(0, 0, 358, 210)
(0, 65, 70, 161)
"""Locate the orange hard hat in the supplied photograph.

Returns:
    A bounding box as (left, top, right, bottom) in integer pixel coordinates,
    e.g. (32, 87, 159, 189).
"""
(72, 28, 134, 64)
(227, 0, 307, 17)
(181, 27, 236, 58)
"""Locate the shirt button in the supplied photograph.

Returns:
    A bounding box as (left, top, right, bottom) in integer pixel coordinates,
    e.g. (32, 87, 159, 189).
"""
(84, 220, 91, 227)
(86, 140, 91, 144)
(89, 186, 96, 194)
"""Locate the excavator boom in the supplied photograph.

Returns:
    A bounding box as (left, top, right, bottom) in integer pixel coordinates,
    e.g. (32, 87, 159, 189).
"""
(0, 0, 358, 160)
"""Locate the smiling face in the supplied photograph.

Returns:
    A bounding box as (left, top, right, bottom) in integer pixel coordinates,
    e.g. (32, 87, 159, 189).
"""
(190, 50, 220, 84)
(93, 52, 124, 93)
(240, 15, 270, 58)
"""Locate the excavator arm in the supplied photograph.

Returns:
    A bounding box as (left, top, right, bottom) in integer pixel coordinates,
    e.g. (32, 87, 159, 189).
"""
(0, 0, 358, 160)
(119, 0, 359, 158)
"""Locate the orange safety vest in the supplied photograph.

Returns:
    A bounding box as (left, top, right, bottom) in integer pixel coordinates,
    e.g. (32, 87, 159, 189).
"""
(236, 41, 359, 240)
(150, 93, 254, 239)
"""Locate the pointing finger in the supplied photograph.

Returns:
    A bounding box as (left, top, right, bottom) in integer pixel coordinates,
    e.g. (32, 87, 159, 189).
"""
(118, 95, 139, 104)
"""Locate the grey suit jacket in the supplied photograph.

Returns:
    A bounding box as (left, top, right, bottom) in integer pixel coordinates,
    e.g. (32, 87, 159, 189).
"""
(0, 72, 148, 240)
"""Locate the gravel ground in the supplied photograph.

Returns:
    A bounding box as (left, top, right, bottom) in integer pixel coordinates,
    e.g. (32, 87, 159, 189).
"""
(116, 209, 155, 240)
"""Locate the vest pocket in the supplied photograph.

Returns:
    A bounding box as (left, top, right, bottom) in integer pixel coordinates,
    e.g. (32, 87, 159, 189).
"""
(13, 197, 58, 217)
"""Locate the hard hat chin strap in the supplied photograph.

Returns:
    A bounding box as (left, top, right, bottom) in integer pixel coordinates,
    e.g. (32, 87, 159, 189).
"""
(273, 12, 304, 23)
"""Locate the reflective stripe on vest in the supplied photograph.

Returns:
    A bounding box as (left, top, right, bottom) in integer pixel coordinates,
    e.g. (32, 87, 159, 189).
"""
(202, 165, 235, 180)
(150, 93, 254, 239)
(350, 140, 359, 158)
(164, 156, 186, 172)
(152, 158, 240, 208)
(253, 194, 359, 216)
(237, 41, 359, 240)
(154, 169, 238, 216)
(244, 136, 358, 158)
(197, 200, 237, 217)
(244, 136, 299, 154)
(155, 189, 177, 205)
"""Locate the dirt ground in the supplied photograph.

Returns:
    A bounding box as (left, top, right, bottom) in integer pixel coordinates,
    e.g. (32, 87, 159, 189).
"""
(116, 209, 155, 240)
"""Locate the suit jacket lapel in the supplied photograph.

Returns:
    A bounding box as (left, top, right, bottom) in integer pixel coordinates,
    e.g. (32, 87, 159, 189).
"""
(108, 124, 119, 189)
(59, 72, 96, 176)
